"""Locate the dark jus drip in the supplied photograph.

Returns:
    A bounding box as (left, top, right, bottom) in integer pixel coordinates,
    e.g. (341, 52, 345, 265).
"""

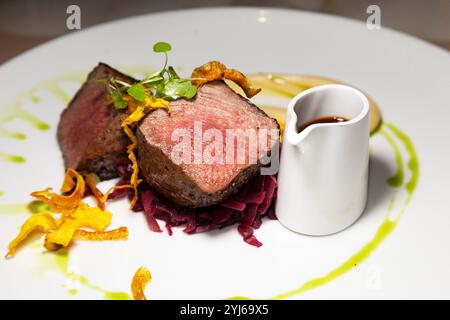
(297, 116, 349, 132)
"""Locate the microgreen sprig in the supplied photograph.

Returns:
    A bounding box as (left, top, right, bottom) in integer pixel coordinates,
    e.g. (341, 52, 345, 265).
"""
(99, 42, 197, 110)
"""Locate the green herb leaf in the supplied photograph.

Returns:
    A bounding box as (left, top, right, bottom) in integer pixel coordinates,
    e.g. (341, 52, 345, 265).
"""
(111, 91, 128, 109)
(152, 80, 166, 98)
(153, 42, 172, 53)
(141, 75, 164, 85)
(160, 79, 197, 100)
(127, 83, 147, 101)
(102, 41, 198, 108)
(167, 66, 180, 79)
(183, 83, 198, 99)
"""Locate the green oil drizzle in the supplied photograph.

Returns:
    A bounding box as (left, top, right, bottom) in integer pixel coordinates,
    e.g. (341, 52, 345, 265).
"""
(0, 127, 26, 140)
(0, 200, 50, 215)
(47, 251, 131, 300)
(37, 72, 86, 104)
(228, 123, 420, 300)
(0, 152, 25, 163)
(0, 98, 49, 166)
(271, 218, 398, 299)
(0, 203, 28, 215)
(69, 275, 131, 300)
(13, 107, 50, 131)
(0, 71, 87, 162)
(27, 200, 51, 213)
(41, 84, 72, 104)
(52, 251, 70, 271)
(229, 216, 398, 300)
(0, 200, 49, 216)
(387, 192, 397, 212)
(30, 95, 41, 104)
(0, 98, 50, 139)
(385, 123, 420, 199)
(380, 130, 404, 187)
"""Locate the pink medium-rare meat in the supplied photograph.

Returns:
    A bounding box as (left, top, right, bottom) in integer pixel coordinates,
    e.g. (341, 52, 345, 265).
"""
(58, 66, 278, 208)
(137, 81, 279, 208)
(57, 63, 136, 179)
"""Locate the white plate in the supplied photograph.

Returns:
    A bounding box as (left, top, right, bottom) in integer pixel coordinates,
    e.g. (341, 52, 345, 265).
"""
(0, 7, 449, 299)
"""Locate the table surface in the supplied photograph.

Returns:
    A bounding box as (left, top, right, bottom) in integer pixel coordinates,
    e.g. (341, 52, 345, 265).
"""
(1, 2, 449, 64)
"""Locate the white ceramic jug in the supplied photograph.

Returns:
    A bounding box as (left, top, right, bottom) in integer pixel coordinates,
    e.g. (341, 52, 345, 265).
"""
(276, 84, 370, 235)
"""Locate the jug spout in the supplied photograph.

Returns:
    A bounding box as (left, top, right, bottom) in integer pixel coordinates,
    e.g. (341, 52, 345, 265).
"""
(284, 84, 370, 146)
(285, 112, 307, 146)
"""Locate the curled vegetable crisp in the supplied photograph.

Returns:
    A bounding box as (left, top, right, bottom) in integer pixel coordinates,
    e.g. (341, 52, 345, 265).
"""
(120, 97, 170, 209)
(131, 266, 152, 300)
(6, 168, 128, 258)
(191, 61, 261, 98)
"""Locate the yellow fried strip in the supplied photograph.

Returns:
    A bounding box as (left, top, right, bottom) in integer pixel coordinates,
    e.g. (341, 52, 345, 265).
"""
(31, 168, 85, 213)
(122, 98, 169, 128)
(100, 184, 132, 206)
(6, 213, 58, 257)
(44, 203, 112, 251)
(61, 169, 77, 193)
(122, 124, 141, 209)
(44, 222, 77, 251)
(143, 97, 170, 112)
(131, 267, 152, 300)
(120, 98, 170, 209)
(85, 175, 105, 210)
(76, 227, 128, 241)
(191, 61, 261, 98)
(223, 68, 261, 98)
(7, 168, 133, 257)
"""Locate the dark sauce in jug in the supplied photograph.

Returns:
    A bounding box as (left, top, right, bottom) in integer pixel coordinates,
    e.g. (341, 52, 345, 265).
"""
(297, 116, 349, 133)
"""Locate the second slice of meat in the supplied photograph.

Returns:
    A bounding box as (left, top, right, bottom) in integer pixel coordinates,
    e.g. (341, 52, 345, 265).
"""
(137, 81, 279, 208)
(57, 63, 136, 179)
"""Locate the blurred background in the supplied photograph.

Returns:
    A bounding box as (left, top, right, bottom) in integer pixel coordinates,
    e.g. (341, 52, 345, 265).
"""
(0, 0, 449, 63)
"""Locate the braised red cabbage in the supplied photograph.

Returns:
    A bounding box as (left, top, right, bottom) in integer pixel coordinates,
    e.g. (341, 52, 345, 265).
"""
(107, 162, 277, 247)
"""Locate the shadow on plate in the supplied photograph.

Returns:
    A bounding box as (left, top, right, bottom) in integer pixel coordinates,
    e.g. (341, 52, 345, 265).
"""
(363, 152, 393, 218)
